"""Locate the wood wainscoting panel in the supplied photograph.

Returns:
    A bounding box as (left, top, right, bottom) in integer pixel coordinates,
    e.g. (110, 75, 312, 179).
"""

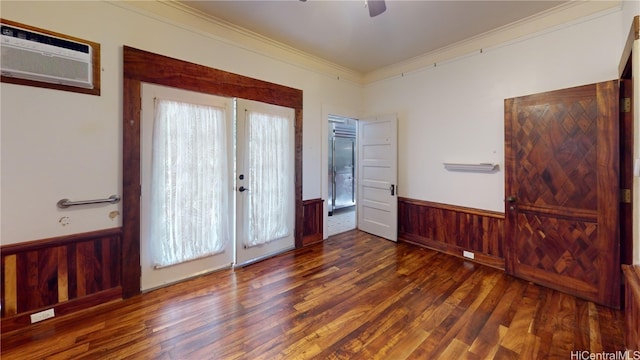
(1, 228, 122, 332)
(3, 255, 17, 315)
(398, 197, 505, 269)
(623, 265, 640, 351)
(302, 198, 324, 246)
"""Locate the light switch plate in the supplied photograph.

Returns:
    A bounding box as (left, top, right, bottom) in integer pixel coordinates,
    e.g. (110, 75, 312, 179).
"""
(635, 158, 640, 177)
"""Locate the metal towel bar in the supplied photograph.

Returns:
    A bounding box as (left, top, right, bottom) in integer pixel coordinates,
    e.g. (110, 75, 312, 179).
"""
(57, 195, 120, 209)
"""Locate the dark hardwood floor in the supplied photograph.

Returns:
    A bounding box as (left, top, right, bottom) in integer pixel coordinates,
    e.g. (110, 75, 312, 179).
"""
(1, 230, 626, 359)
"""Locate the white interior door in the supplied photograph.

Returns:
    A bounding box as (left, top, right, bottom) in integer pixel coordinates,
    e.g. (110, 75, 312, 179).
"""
(140, 83, 234, 291)
(357, 114, 398, 241)
(235, 99, 295, 266)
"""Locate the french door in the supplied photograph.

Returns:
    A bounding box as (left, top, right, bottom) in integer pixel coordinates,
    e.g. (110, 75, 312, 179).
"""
(235, 99, 295, 266)
(140, 85, 295, 290)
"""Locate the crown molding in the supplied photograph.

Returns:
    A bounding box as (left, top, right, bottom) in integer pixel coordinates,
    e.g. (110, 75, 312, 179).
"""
(111, 1, 621, 86)
(109, 0, 364, 85)
(363, 0, 622, 84)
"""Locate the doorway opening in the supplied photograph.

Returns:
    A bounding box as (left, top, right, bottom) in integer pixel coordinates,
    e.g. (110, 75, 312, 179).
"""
(122, 46, 303, 298)
(327, 115, 357, 236)
(139, 83, 295, 291)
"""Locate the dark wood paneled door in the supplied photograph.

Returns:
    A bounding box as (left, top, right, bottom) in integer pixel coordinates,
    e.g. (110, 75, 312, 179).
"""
(504, 80, 620, 308)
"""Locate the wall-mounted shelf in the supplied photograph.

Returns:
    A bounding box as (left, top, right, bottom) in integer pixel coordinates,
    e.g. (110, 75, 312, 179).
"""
(443, 163, 499, 173)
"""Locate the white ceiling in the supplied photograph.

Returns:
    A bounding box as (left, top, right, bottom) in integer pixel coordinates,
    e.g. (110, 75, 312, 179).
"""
(179, 0, 568, 74)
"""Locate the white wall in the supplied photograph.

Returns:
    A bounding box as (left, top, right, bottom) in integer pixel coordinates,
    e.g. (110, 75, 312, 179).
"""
(1, 1, 637, 257)
(364, 8, 626, 212)
(0, 1, 362, 245)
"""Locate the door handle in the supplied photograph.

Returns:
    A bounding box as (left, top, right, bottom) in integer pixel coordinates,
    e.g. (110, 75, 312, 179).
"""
(239, 186, 249, 192)
(390, 184, 395, 196)
(506, 196, 516, 203)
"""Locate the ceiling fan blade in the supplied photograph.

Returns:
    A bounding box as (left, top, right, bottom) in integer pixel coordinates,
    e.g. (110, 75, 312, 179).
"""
(367, 0, 386, 17)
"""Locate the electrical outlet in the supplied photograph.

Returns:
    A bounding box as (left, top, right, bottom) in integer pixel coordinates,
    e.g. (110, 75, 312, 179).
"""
(463, 251, 475, 260)
(30, 308, 55, 323)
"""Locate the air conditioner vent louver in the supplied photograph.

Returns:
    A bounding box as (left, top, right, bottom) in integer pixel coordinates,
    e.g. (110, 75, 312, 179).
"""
(1, 24, 93, 89)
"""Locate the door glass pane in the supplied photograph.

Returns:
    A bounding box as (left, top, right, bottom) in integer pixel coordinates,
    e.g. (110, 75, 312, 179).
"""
(333, 137, 355, 208)
(150, 99, 230, 267)
(243, 110, 293, 247)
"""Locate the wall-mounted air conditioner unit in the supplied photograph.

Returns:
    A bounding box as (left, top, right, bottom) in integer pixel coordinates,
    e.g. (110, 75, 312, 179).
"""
(1, 24, 93, 89)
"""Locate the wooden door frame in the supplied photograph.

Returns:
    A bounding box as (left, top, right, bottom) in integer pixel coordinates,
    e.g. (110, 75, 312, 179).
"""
(122, 46, 303, 298)
(620, 76, 634, 265)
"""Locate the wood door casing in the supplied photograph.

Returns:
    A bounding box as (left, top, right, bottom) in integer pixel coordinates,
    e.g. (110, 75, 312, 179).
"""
(620, 79, 634, 265)
(504, 80, 620, 308)
(123, 46, 303, 298)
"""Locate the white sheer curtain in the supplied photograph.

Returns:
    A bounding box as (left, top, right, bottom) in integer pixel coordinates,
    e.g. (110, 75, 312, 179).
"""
(150, 99, 229, 267)
(244, 110, 293, 247)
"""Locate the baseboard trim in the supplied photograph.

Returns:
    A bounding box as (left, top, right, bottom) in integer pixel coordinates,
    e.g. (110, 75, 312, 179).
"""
(1, 287, 122, 334)
(401, 233, 505, 270)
